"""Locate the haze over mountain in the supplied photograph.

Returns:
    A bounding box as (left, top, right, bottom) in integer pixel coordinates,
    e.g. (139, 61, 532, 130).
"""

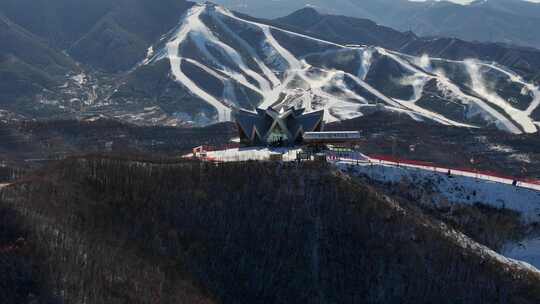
(203, 0, 540, 49)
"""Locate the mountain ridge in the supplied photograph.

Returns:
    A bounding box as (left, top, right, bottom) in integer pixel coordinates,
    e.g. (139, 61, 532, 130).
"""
(202, 0, 540, 49)
(1, 1, 540, 133)
(133, 3, 540, 133)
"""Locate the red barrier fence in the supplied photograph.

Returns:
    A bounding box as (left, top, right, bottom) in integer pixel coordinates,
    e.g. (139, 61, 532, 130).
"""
(368, 154, 540, 185)
(193, 143, 241, 155)
(369, 155, 435, 167)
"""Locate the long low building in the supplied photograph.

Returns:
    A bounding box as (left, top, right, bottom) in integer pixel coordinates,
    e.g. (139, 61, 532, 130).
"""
(303, 131, 362, 144)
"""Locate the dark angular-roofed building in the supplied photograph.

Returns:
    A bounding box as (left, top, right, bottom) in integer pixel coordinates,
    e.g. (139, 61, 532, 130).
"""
(235, 106, 324, 146)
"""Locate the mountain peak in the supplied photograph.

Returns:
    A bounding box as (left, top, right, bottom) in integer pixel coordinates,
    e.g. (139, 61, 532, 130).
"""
(275, 6, 324, 29)
(286, 6, 322, 20)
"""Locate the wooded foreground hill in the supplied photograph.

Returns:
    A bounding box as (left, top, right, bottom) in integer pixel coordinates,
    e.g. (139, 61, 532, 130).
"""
(1, 156, 539, 303)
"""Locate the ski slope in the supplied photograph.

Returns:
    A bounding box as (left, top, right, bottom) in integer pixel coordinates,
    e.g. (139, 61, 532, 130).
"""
(147, 3, 540, 132)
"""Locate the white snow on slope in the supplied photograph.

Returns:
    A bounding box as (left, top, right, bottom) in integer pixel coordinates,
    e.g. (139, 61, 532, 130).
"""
(337, 161, 540, 223)
(483, 63, 540, 116)
(434, 72, 522, 133)
(357, 47, 374, 80)
(337, 159, 540, 271)
(504, 238, 540, 270)
(465, 59, 537, 133)
(444, 224, 540, 274)
(230, 20, 472, 126)
(160, 5, 231, 121)
(149, 3, 540, 132)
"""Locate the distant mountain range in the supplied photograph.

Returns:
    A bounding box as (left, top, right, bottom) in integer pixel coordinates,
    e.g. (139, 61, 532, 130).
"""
(204, 0, 540, 49)
(275, 7, 540, 80)
(1, 0, 540, 134)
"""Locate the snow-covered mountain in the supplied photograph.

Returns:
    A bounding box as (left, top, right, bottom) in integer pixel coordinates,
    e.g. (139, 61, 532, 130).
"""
(202, 0, 540, 49)
(138, 3, 540, 133)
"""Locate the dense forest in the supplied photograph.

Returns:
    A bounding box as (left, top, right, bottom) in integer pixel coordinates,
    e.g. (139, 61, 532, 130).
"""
(1, 156, 539, 303)
(0, 119, 237, 176)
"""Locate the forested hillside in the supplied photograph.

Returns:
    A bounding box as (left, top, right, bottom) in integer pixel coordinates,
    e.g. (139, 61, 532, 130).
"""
(1, 157, 539, 303)
(0, 119, 236, 167)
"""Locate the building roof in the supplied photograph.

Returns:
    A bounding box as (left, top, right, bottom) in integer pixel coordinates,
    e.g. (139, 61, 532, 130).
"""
(235, 106, 324, 145)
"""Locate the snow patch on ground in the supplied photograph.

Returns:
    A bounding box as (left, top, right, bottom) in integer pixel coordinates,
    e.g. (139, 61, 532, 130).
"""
(445, 226, 540, 274)
(206, 147, 301, 162)
(71, 73, 87, 86)
(503, 238, 540, 270)
(338, 161, 540, 223)
(488, 144, 515, 153)
(337, 160, 540, 272)
(510, 153, 532, 164)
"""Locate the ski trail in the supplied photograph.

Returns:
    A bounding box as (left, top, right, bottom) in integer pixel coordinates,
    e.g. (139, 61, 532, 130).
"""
(342, 71, 402, 108)
(435, 74, 522, 134)
(157, 3, 537, 129)
(405, 54, 538, 132)
(182, 57, 227, 81)
(390, 51, 530, 132)
(294, 70, 365, 122)
(216, 5, 308, 108)
(345, 71, 473, 127)
(483, 63, 540, 116)
(399, 74, 431, 103)
(396, 99, 475, 128)
(465, 60, 537, 133)
(217, 7, 301, 68)
(379, 48, 430, 75)
(183, 57, 244, 105)
(209, 7, 280, 88)
(183, 10, 271, 94)
(357, 47, 374, 80)
(215, 6, 344, 49)
(378, 48, 433, 104)
(165, 5, 231, 121)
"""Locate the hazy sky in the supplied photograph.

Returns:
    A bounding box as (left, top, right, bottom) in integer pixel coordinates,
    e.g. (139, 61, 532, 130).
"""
(426, 0, 540, 3)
